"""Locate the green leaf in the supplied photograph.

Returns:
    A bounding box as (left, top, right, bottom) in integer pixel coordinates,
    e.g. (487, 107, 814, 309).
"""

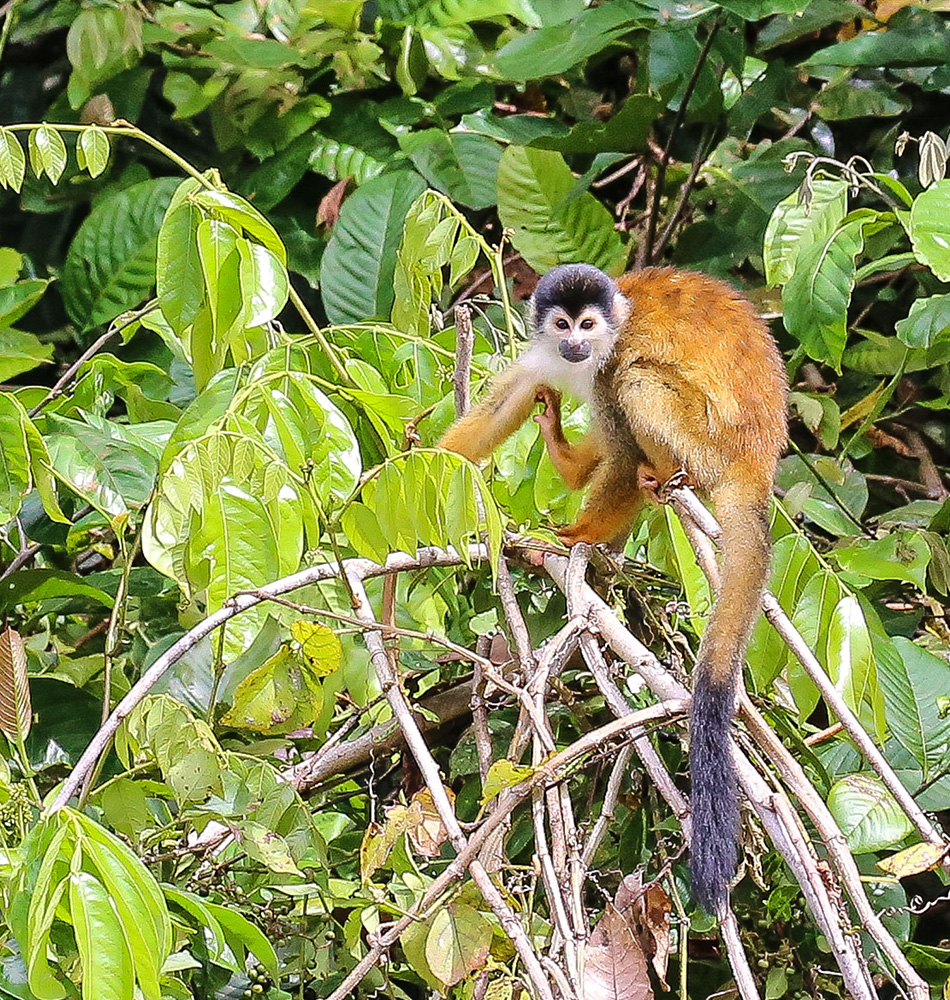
(69, 871, 134, 1000)
(480, 759, 534, 804)
(163, 887, 231, 969)
(202, 902, 279, 979)
(802, 6, 950, 67)
(0, 128, 26, 191)
(236, 238, 289, 327)
(236, 819, 302, 875)
(909, 180, 950, 282)
(320, 170, 427, 323)
(878, 636, 950, 774)
(895, 293, 950, 348)
(824, 595, 875, 721)
(813, 75, 910, 121)
(782, 211, 870, 370)
(75, 812, 171, 1000)
(220, 646, 323, 734)
(494, 1, 650, 79)
(290, 621, 343, 677)
(497, 146, 626, 275)
(763, 179, 847, 288)
(62, 177, 180, 331)
(826, 774, 913, 853)
(0, 393, 33, 523)
(156, 196, 204, 336)
(0, 278, 50, 329)
(832, 531, 930, 590)
(424, 903, 492, 987)
(28, 126, 67, 184)
(530, 94, 661, 153)
(307, 133, 388, 185)
(45, 412, 163, 518)
(400, 131, 501, 210)
(76, 126, 110, 178)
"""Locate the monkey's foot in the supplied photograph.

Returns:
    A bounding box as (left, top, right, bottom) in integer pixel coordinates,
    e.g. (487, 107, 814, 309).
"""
(658, 469, 694, 501)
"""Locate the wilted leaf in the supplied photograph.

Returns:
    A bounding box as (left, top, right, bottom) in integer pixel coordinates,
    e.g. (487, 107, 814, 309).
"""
(584, 889, 653, 1000)
(0, 628, 31, 742)
(406, 787, 453, 857)
(877, 842, 950, 878)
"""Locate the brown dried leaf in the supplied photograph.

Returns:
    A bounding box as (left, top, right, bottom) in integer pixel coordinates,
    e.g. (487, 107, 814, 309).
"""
(584, 881, 654, 1000)
(407, 787, 454, 857)
(316, 179, 349, 229)
(0, 628, 31, 742)
(624, 877, 672, 991)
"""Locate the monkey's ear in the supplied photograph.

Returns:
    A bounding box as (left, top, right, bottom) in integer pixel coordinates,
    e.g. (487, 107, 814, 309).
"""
(612, 291, 631, 328)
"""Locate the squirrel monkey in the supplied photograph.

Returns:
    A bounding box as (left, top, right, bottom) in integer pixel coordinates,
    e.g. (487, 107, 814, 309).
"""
(439, 264, 788, 914)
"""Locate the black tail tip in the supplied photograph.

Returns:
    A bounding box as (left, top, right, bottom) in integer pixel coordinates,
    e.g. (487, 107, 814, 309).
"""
(689, 671, 740, 917)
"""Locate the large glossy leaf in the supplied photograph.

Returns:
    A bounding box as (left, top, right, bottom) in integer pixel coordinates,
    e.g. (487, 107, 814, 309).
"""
(497, 146, 626, 275)
(320, 170, 427, 323)
(894, 293, 950, 348)
(399, 131, 501, 210)
(909, 180, 950, 282)
(826, 774, 913, 854)
(62, 177, 180, 331)
(782, 211, 876, 371)
(494, 1, 650, 79)
(877, 636, 950, 775)
(763, 179, 847, 288)
(45, 412, 167, 518)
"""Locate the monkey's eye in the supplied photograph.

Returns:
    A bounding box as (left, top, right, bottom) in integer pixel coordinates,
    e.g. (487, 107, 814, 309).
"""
(580, 318, 594, 330)
(555, 319, 570, 331)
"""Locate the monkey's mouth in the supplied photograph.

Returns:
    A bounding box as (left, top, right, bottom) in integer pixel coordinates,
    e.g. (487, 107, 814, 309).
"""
(559, 339, 592, 363)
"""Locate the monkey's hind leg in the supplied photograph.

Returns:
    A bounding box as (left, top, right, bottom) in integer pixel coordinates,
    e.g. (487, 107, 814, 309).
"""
(557, 456, 646, 546)
(534, 386, 603, 490)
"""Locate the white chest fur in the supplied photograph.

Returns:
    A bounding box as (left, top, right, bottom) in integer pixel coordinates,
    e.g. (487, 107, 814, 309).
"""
(520, 341, 600, 406)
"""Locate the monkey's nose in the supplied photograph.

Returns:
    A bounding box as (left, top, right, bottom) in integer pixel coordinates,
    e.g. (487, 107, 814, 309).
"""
(559, 339, 592, 363)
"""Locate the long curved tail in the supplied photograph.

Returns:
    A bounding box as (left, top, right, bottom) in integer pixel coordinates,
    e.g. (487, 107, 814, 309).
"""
(689, 483, 771, 914)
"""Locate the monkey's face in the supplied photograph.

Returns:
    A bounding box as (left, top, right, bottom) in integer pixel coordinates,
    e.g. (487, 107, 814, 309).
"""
(542, 305, 615, 364)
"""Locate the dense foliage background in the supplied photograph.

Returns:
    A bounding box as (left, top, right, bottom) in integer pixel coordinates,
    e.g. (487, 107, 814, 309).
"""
(1, 1, 950, 998)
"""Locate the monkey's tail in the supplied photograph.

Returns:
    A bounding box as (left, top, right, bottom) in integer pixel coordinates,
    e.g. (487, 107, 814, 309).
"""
(689, 482, 772, 915)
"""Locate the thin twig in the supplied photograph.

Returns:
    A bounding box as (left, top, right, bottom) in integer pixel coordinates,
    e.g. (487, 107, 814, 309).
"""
(640, 19, 721, 265)
(453, 303, 475, 418)
(28, 305, 156, 418)
(49, 545, 491, 811)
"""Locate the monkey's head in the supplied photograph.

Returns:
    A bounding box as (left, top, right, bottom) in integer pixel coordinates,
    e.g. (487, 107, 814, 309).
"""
(530, 263, 630, 365)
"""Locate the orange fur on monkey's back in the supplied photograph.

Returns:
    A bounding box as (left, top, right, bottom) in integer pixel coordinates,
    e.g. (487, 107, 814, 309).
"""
(613, 267, 787, 479)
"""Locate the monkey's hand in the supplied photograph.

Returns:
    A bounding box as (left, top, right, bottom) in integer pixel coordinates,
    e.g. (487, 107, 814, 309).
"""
(533, 385, 565, 445)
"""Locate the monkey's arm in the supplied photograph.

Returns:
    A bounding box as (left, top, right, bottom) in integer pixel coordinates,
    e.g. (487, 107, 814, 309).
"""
(533, 386, 602, 490)
(438, 361, 542, 462)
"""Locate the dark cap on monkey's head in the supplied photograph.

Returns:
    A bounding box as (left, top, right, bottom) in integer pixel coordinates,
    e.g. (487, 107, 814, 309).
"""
(532, 264, 618, 322)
